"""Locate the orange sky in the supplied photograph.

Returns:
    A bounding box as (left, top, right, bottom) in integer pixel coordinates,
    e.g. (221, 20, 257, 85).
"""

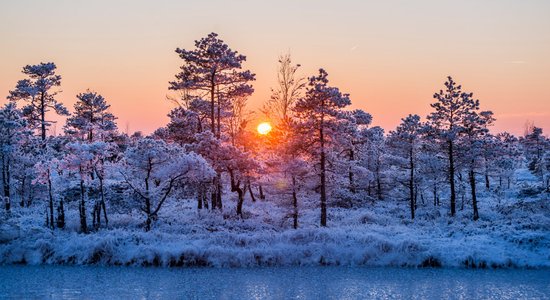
(1, 0, 549, 136)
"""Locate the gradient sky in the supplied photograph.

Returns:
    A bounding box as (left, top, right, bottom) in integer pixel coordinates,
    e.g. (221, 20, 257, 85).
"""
(1, 0, 549, 136)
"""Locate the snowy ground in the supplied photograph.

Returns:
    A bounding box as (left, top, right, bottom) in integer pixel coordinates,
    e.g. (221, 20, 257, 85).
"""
(0, 170, 548, 268)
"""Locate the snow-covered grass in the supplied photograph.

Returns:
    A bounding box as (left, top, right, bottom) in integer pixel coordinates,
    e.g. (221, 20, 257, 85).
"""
(0, 171, 548, 268)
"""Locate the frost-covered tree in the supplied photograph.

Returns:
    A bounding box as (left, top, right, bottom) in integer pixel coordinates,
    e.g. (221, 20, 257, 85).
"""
(169, 32, 255, 138)
(169, 32, 255, 209)
(388, 114, 423, 219)
(225, 145, 258, 217)
(262, 53, 305, 125)
(294, 69, 351, 227)
(542, 151, 550, 191)
(120, 138, 214, 231)
(34, 155, 64, 229)
(33, 137, 70, 229)
(418, 140, 446, 206)
(227, 95, 252, 148)
(341, 109, 372, 194)
(162, 107, 202, 146)
(7, 62, 68, 141)
(190, 130, 257, 216)
(0, 103, 30, 211)
(479, 133, 498, 190)
(426, 76, 479, 217)
(62, 91, 118, 228)
(64, 91, 117, 142)
(11, 140, 39, 208)
(257, 53, 306, 217)
(86, 142, 115, 229)
(460, 110, 494, 220)
(188, 131, 226, 209)
(494, 132, 521, 189)
(363, 126, 387, 200)
(62, 142, 96, 233)
(522, 127, 548, 181)
(262, 58, 309, 226)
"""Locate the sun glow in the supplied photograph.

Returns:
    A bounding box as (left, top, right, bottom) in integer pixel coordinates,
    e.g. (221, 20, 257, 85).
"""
(257, 122, 272, 135)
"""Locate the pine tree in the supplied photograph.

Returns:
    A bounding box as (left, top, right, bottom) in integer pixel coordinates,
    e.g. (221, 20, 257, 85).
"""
(426, 76, 479, 217)
(64, 91, 117, 142)
(342, 109, 372, 194)
(169, 32, 255, 138)
(61, 142, 95, 233)
(8, 62, 68, 141)
(388, 114, 423, 219)
(522, 127, 548, 180)
(294, 69, 351, 227)
(0, 103, 30, 211)
(494, 132, 521, 189)
(460, 110, 494, 220)
(169, 32, 255, 209)
(364, 126, 387, 200)
(34, 144, 65, 230)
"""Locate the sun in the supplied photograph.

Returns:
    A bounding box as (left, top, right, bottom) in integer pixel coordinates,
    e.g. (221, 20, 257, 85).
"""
(257, 122, 272, 135)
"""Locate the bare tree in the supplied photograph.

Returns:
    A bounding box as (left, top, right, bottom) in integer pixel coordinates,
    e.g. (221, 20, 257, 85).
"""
(262, 53, 306, 125)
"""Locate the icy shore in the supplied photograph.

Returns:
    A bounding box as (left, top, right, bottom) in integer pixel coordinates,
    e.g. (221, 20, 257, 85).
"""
(1, 191, 548, 269)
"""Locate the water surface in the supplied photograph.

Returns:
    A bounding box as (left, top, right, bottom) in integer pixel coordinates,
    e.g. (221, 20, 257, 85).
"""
(0, 266, 548, 299)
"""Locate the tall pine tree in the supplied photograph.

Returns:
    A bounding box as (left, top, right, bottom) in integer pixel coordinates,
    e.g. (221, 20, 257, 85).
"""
(294, 69, 351, 227)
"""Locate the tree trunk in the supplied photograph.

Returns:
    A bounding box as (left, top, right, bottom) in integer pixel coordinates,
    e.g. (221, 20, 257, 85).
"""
(320, 124, 327, 227)
(144, 196, 152, 232)
(98, 175, 108, 227)
(376, 162, 382, 200)
(349, 148, 356, 193)
(79, 174, 88, 233)
(4, 196, 10, 212)
(144, 162, 152, 232)
(247, 182, 256, 202)
(409, 148, 415, 220)
(27, 183, 33, 207)
(19, 177, 25, 207)
(433, 183, 437, 206)
(469, 168, 479, 221)
(47, 169, 55, 230)
(236, 188, 244, 216)
(216, 87, 221, 140)
(96, 203, 101, 230)
(210, 74, 216, 136)
(292, 176, 298, 229)
(40, 92, 46, 141)
(448, 140, 456, 216)
(56, 198, 65, 229)
(211, 179, 217, 210)
(202, 185, 208, 209)
(258, 185, 265, 200)
(216, 174, 222, 209)
(230, 170, 244, 216)
(485, 171, 490, 190)
(45, 207, 50, 228)
(197, 184, 203, 209)
(92, 203, 98, 230)
(2, 156, 10, 212)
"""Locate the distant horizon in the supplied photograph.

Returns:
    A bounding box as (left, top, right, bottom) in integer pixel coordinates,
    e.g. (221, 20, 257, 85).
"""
(1, 0, 549, 136)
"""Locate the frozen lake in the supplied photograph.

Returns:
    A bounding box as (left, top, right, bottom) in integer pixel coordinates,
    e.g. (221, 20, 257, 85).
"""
(0, 266, 548, 299)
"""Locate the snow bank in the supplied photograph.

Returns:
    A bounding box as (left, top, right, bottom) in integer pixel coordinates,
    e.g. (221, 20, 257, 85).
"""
(0, 193, 548, 268)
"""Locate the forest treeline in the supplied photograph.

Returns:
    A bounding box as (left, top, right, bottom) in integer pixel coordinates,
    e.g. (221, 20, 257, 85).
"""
(1, 33, 549, 232)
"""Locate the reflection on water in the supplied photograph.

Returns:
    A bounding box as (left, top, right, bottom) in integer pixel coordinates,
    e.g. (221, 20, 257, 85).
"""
(0, 266, 548, 299)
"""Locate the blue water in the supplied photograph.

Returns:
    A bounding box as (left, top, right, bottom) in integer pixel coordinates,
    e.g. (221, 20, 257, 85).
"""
(0, 266, 548, 299)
